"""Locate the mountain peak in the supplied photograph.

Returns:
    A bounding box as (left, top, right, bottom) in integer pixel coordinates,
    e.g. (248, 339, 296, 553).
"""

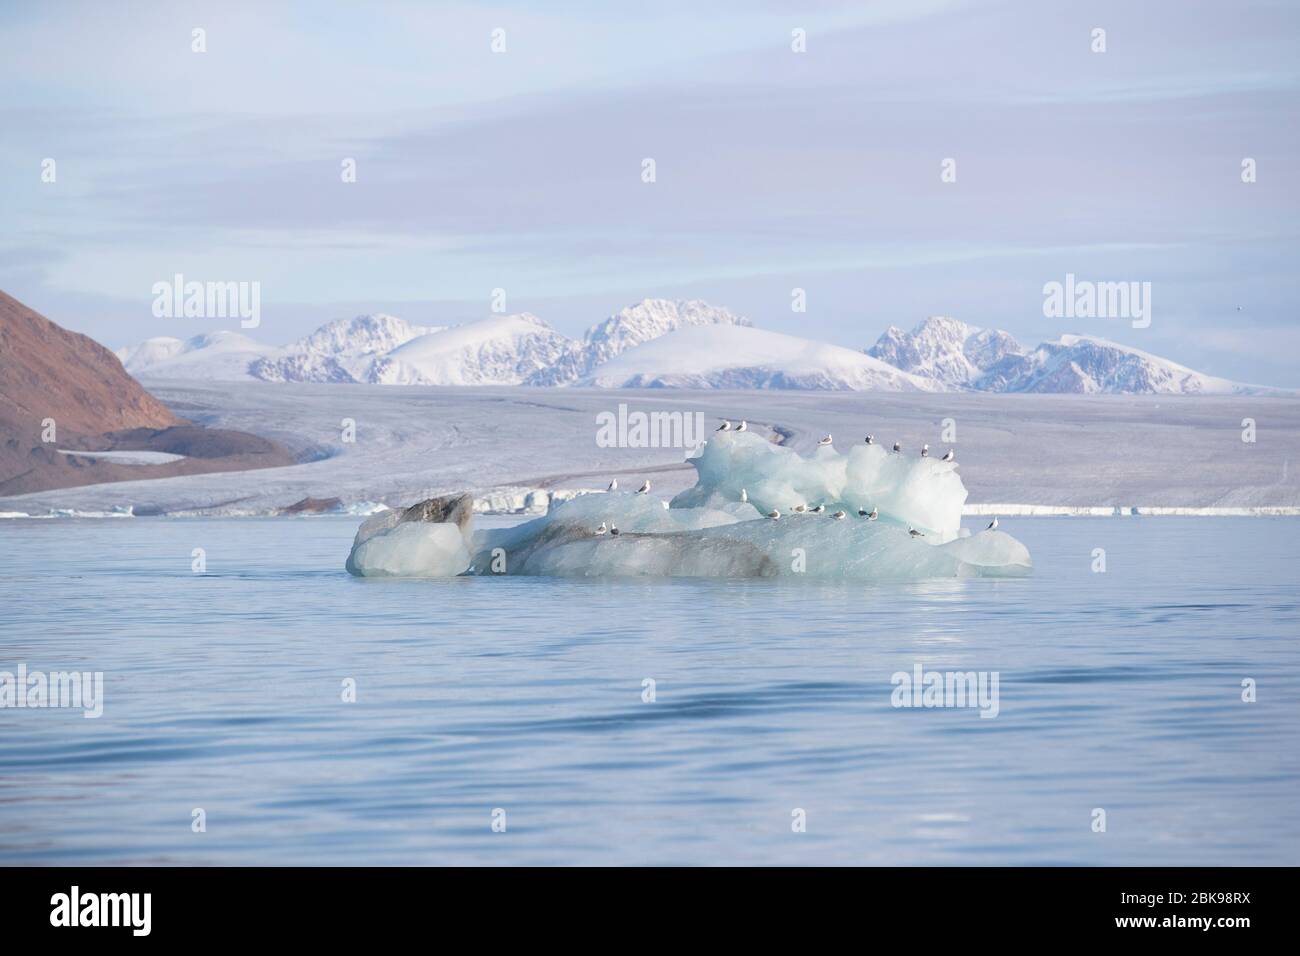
(184, 330, 263, 351)
(868, 316, 1022, 388)
(289, 313, 434, 355)
(1002, 333, 1256, 394)
(580, 323, 940, 391)
(367, 312, 572, 386)
(910, 315, 978, 338)
(252, 313, 439, 384)
(528, 298, 748, 386)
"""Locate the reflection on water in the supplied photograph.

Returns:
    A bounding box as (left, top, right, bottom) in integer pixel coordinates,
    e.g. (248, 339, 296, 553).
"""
(0, 516, 1297, 865)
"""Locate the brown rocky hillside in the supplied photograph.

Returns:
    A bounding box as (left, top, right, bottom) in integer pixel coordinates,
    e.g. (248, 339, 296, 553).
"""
(0, 291, 293, 499)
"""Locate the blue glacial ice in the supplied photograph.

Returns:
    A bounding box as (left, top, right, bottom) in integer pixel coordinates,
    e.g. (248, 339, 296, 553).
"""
(346, 431, 1031, 580)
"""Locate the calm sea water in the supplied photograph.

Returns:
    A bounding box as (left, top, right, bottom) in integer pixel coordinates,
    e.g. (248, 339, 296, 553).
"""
(1, 516, 1297, 866)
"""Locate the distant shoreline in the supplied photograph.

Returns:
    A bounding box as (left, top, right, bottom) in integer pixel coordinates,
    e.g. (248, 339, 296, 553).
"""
(3, 383, 1297, 518)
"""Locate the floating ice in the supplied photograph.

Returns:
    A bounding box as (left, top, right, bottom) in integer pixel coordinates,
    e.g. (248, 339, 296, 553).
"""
(346, 511, 471, 578)
(672, 431, 968, 540)
(346, 431, 1030, 580)
(347, 521, 470, 577)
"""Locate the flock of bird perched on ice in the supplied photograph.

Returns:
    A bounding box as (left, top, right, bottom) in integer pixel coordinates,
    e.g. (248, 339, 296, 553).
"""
(591, 421, 999, 539)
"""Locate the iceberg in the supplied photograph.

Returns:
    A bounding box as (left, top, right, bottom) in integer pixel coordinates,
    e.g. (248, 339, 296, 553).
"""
(348, 522, 471, 578)
(344, 431, 1031, 581)
(670, 430, 968, 540)
(345, 494, 473, 577)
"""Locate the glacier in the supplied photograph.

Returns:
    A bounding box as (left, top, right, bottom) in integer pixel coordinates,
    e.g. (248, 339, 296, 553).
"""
(345, 430, 1031, 581)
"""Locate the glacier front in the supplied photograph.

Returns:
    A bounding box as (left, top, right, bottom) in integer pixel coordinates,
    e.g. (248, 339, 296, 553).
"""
(345, 431, 1031, 581)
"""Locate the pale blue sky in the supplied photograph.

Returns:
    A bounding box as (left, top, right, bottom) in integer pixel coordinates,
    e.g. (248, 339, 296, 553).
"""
(1, 0, 1297, 385)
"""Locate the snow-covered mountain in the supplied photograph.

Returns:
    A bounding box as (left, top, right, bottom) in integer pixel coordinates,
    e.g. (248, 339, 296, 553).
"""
(582, 324, 939, 391)
(115, 336, 186, 372)
(113, 303, 1284, 394)
(117, 331, 279, 380)
(117, 314, 439, 384)
(250, 314, 437, 383)
(527, 298, 749, 386)
(998, 334, 1273, 395)
(867, 317, 1278, 395)
(366, 313, 572, 386)
(118, 299, 743, 388)
(249, 352, 356, 384)
(868, 316, 1024, 389)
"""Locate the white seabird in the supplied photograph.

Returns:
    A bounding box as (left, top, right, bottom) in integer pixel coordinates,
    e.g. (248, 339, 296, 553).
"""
(607, 479, 618, 492)
(610, 526, 620, 536)
(831, 510, 846, 520)
(818, 434, 833, 446)
(941, 449, 954, 462)
(909, 527, 924, 538)
(737, 420, 748, 432)
(717, 420, 732, 431)
(636, 480, 650, 494)
(793, 504, 807, 513)
(921, 443, 930, 458)
(811, 504, 825, 513)
(766, 509, 780, 520)
(868, 508, 878, 520)
(740, 488, 748, 502)
(987, 517, 999, 530)
(865, 434, 874, 444)
(892, 441, 902, 453)
(858, 507, 869, 517)
(595, 522, 608, 534)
